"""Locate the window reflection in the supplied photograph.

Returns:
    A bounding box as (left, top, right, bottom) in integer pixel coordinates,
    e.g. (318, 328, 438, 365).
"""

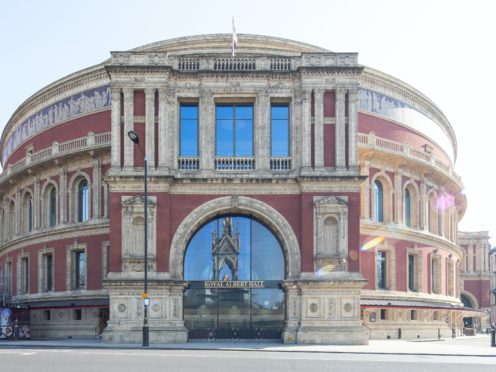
(215, 105, 253, 157)
(184, 216, 284, 281)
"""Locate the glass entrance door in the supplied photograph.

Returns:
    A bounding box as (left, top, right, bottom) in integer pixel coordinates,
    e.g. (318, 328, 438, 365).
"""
(184, 286, 285, 341)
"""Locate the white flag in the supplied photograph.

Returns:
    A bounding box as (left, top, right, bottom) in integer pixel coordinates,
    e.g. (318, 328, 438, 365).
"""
(232, 17, 238, 57)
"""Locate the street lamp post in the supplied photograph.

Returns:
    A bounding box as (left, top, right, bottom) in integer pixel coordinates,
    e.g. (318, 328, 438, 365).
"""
(127, 130, 149, 347)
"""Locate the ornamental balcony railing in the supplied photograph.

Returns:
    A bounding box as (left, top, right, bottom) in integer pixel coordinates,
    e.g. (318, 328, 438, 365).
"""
(178, 157, 199, 170)
(214, 157, 255, 170)
(358, 132, 460, 183)
(270, 157, 292, 170)
(1, 132, 111, 184)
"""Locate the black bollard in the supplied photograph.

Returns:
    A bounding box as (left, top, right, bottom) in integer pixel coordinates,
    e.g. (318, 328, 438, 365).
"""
(491, 329, 496, 347)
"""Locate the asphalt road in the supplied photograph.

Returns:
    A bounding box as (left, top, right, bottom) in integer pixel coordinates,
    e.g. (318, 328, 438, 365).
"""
(0, 348, 495, 372)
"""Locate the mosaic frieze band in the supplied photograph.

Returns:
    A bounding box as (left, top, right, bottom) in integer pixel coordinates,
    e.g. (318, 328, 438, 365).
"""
(3, 85, 111, 164)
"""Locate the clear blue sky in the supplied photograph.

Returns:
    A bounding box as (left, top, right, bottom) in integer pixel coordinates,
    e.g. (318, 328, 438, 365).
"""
(1, 0, 494, 244)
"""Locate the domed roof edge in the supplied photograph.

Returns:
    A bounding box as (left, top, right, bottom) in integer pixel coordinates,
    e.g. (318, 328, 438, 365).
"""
(129, 34, 331, 54)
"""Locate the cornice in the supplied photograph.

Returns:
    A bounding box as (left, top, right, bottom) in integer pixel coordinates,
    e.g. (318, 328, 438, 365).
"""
(0, 221, 109, 256)
(360, 219, 463, 258)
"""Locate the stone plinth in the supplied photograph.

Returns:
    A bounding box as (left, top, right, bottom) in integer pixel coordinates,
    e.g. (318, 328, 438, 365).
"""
(282, 272, 369, 345)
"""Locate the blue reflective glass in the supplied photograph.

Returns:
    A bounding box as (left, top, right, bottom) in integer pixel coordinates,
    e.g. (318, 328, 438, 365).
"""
(184, 216, 285, 281)
(49, 188, 56, 227)
(235, 119, 253, 156)
(180, 105, 198, 120)
(271, 105, 289, 157)
(404, 189, 411, 227)
(180, 105, 198, 157)
(216, 106, 234, 120)
(78, 180, 89, 222)
(235, 106, 253, 119)
(216, 119, 234, 156)
(374, 180, 384, 222)
(215, 105, 253, 157)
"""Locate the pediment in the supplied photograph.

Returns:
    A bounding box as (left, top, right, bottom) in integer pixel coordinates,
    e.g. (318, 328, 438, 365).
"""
(314, 196, 348, 207)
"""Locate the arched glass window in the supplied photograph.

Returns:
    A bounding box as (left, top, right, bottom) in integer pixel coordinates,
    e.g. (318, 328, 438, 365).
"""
(184, 216, 284, 280)
(183, 216, 286, 341)
(27, 195, 33, 232)
(404, 188, 411, 227)
(77, 179, 89, 222)
(49, 187, 56, 227)
(373, 180, 384, 222)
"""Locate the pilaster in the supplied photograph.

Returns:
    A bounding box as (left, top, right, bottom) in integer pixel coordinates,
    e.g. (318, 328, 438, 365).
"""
(59, 166, 67, 224)
(92, 157, 102, 219)
(33, 176, 40, 230)
(111, 87, 121, 168)
(314, 89, 324, 168)
(123, 89, 134, 168)
(335, 88, 346, 169)
(347, 88, 359, 168)
(419, 178, 427, 230)
(200, 91, 214, 171)
(157, 88, 167, 169)
(301, 90, 312, 170)
(360, 161, 370, 219)
(257, 91, 270, 170)
(394, 170, 402, 224)
(15, 188, 21, 237)
(145, 88, 155, 168)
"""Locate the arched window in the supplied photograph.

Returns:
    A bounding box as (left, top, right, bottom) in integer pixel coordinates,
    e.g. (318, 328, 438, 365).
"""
(404, 188, 411, 227)
(183, 215, 286, 341)
(373, 180, 384, 222)
(77, 179, 89, 222)
(49, 187, 57, 227)
(8, 201, 15, 239)
(23, 194, 33, 233)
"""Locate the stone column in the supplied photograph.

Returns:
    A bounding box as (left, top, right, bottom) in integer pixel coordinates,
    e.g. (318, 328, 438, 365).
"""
(467, 242, 473, 273)
(110, 87, 121, 168)
(33, 177, 40, 230)
(394, 171, 402, 224)
(158, 88, 168, 169)
(419, 178, 427, 230)
(123, 88, 134, 168)
(360, 161, 370, 219)
(335, 88, 346, 169)
(200, 91, 214, 171)
(168, 90, 178, 170)
(15, 188, 21, 237)
(301, 90, 312, 170)
(59, 166, 67, 224)
(2, 199, 8, 241)
(348, 88, 359, 168)
(257, 91, 270, 170)
(145, 88, 155, 169)
(314, 89, 324, 168)
(92, 157, 102, 219)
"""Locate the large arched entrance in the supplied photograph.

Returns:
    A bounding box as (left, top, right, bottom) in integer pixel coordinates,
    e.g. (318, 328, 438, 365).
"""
(183, 215, 286, 341)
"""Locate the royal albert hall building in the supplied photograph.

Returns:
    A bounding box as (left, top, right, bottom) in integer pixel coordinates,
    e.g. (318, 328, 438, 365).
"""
(0, 34, 472, 344)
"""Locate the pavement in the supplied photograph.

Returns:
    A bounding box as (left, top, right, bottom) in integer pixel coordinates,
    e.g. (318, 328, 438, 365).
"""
(1, 334, 495, 356)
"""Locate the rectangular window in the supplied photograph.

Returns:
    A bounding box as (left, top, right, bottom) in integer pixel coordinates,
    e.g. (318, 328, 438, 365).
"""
(408, 254, 416, 291)
(75, 251, 86, 289)
(43, 310, 51, 321)
(73, 309, 82, 320)
(410, 309, 417, 320)
(43, 253, 54, 292)
(21, 257, 29, 294)
(380, 309, 388, 320)
(376, 251, 387, 289)
(271, 104, 289, 157)
(179, 104, 199, 156)
(216, 104, 253, 157)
